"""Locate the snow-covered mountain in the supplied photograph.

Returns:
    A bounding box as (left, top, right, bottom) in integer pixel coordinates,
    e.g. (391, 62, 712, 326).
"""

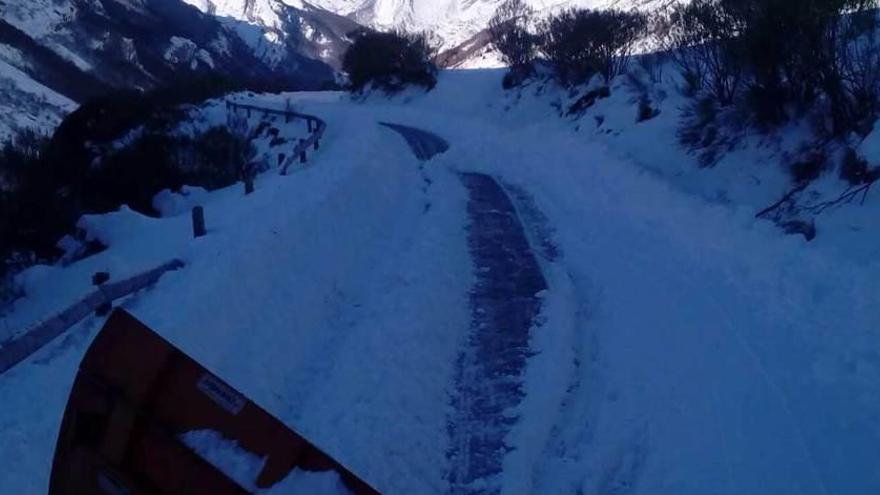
(309, 0, 675, 51)
(178, 0, 679, 70)
(180, 0, 361, 69)
(0, 0, 354, 140)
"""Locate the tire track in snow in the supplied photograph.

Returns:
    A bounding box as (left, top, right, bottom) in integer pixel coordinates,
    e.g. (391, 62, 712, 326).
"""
(447, 173, 548, 494)
(378, 123, 551, 493)
(379, 122, 450, 161)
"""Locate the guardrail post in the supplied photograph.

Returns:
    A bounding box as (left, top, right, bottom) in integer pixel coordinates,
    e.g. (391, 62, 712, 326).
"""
(92, 272, 112, 316)
(192, 206, 206, 238)
(244, 177, 254, 195)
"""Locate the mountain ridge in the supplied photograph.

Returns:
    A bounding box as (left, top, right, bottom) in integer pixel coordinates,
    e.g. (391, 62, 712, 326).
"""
(0, 0, 353, 140)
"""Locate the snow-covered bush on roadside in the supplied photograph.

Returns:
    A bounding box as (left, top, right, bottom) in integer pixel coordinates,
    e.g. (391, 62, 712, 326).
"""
(488, 0, 538, 88)
(651, 0, 880, 192)
(0, 130, 60, 272)
(658, 0, 880, 134)
(342, 31, 438, 93)
(0, 78, 266, 278)
(87, 125, 254, 213)
(839, 147, 880, 185)
(537, 8, 648, 86)
(655, 1, 745, 106)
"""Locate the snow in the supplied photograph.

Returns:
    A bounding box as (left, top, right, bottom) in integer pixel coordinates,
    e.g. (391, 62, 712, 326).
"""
(1, 65, 879, 495)
(0, 0, 77, 40)
(181, 0, 291, 65)
(180, 429, 268, 491)
(180, 428, 353, 492)
(153, 186, 212, 217)
(164, 36, 216, 69)
(264, 469, 351, 494)
(0, 0, 93, 72)
(0, 58, 76, 141)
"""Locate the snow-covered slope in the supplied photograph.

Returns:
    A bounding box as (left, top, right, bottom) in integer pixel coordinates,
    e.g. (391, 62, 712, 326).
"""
(0, 58, 75, 142)
(1, 68, 878, 494)
(0, 0, 342, 140)
(181, 0, 361, 69)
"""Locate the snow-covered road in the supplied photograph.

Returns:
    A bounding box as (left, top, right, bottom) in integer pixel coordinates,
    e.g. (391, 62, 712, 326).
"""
(2, 71, 880, 495)
(382, 122, 551, 494)
(448, 172, 548, 495)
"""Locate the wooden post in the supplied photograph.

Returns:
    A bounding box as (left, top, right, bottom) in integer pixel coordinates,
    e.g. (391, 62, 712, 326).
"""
(314, 139, 320, 150)
(192, 206, 206, 238)
(244, 177, 254, 195)
(93, 272, 113, 316)
(307, 119, 313, 132)
(92, 272, 110, 286)
(300, 150, 307, 163)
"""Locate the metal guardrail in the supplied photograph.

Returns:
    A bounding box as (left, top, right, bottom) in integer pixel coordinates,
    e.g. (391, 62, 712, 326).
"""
(226, 100, 327, 176)
(0, 102, 327, 376)
(0, 260, 185, 375)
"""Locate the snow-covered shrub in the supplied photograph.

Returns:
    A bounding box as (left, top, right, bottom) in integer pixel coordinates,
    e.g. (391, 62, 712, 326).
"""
(780, 219, 817, 241)
(183, 127, 254, 190)
(489, 0, 538, 86)
(661, 0, 880, 134)
(839, 147, 879, 184)
(636, 97, 661, 123)
(538, 8, 648, 85)
(790, 151, 830, 184)
(567, 86, 610, 115)
(836, 11, 880, 134)
(342, 31, 438, 93)
(677, 96, 728, 167)
(84, 132, 186, 213)
(657, 0, 745, 106)
(88, 125, 254, 214)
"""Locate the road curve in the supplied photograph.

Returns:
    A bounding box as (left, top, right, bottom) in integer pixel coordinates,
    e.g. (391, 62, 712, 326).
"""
(379, 122, 450, 161)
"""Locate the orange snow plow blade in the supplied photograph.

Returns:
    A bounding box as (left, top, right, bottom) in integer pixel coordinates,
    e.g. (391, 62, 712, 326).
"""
(49, 309, 379, 495)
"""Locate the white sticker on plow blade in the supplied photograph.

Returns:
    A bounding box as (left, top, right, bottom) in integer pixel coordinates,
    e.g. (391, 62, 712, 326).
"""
(196, 373, 246, 415)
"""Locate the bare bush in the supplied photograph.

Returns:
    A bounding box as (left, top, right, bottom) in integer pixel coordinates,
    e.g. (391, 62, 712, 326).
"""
(659, 0, 745, 105)
(538, 8, 648, 85)
(488, 0, 537, 76)
(662, 0, 880, 132)
(343, 30, 438, 92)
